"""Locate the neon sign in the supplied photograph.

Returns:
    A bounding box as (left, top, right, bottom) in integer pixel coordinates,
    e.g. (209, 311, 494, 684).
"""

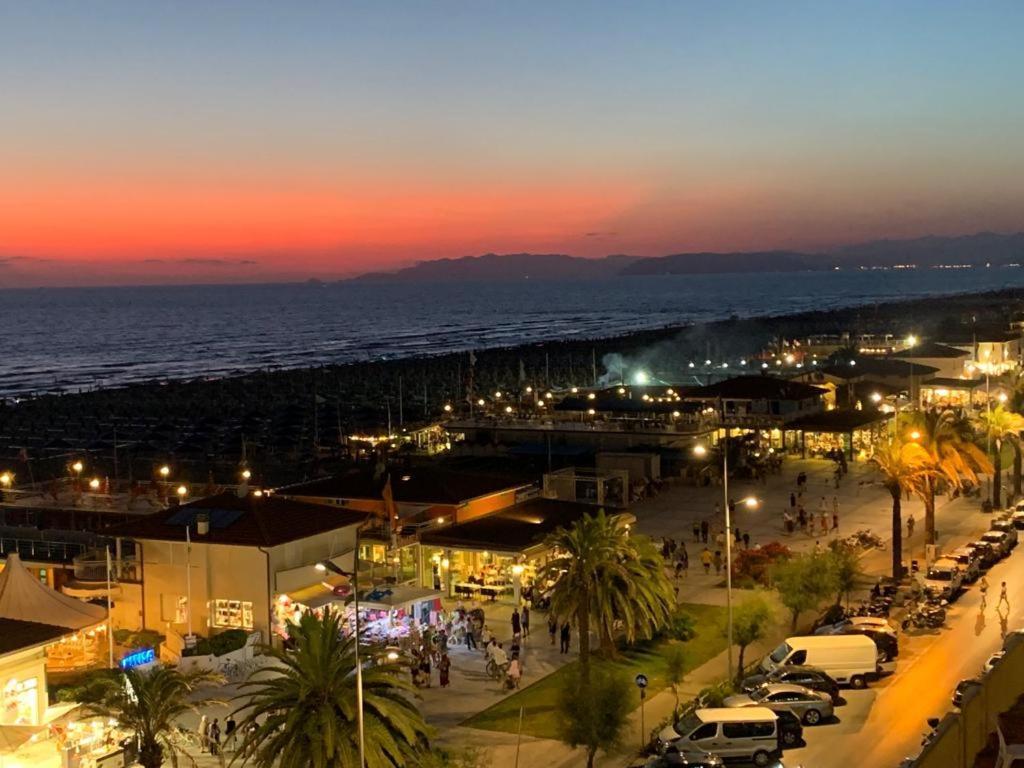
(119, 648, 155, 669)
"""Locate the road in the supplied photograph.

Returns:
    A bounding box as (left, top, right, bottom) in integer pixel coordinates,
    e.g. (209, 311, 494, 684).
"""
(787, 536, 1024, 767)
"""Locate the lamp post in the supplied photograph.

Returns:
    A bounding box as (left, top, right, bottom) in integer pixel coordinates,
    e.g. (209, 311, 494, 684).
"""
(317, 551, 364, 767)
(693, 441, 758, 681)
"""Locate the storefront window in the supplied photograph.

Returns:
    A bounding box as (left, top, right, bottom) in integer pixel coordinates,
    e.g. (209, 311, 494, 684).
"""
(212, 599, 254, 630)
(1, 676, 38, 725)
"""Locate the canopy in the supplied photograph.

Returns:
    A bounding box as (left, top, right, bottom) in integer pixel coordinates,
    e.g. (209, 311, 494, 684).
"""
(0, 554, 106, 630)
(358, 586, 443, 611)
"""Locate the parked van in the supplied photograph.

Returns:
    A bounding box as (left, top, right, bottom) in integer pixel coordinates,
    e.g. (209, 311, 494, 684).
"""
(761, 634, 878, 688)
(656, 707, 779, 767)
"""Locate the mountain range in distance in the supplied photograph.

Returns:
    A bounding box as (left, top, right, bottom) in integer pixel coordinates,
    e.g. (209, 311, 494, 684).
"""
(351, 231, 1024, 282)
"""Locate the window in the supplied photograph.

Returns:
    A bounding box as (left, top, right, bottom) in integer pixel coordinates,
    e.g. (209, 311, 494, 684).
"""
(689, 723, 718, 741)
(788, 650, 807, 665)
(722, 723, 751, 739)
(212, 599, 255, 630)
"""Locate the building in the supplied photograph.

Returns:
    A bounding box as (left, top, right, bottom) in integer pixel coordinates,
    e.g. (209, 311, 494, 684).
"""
(684, 376, 826, 427)
(105, 491, 367, 649)
(940, 329, 1023, 374)
(889, 341, 972, 380)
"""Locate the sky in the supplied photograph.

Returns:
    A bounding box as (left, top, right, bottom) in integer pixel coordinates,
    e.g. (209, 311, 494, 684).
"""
(2, 1, 1024, 287)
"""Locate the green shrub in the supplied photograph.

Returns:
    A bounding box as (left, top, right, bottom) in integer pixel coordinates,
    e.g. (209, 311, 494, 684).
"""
(52, 669, 121, 704)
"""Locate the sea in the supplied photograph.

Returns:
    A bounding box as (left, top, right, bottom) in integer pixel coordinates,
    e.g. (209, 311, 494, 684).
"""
(2, 268, 1024, 397)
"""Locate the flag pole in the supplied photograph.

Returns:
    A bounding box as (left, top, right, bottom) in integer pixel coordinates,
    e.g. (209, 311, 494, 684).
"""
(106, 546, 114, 668)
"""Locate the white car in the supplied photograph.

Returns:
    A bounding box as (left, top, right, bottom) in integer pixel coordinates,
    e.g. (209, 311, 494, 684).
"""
(984, 651, 1005, 673)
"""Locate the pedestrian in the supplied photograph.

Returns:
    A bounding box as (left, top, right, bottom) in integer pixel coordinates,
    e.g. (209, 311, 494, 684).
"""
(742, 531, 750, 549)
(819, 510, 828, 534)
(198, 714, 209, 753)
(715, 530, 725, 550)
(798, 507, 807, 532)
(522, 604, 530, 637)
(560, 622, 571, 654)
(980, 576, 990, 609)
(999, 581, 1010, 610)
(465, 621, 478, 650)
(783, 510, 794, 535)
(692, 520, 701, 542)
(808, 513, 816, 536)
(734, 526, 742, 544)
(548, 614, 557, 645)
(209, 718, 221, 757)
(677, 548, 689, 578)
(790, 492, 796, 509)
(907, 514, 915, 539)
(700, 519, 709, 543)
(507, 657, 522, 689)
(511, 608, 521, 637)
(225, 715, 237, 752)
(713, 549, 723, 575)
(481, 625, 493, 649)
(439, 653, 451, 687)
(700, 547, 712, 574)
(832, 508, 839, 533)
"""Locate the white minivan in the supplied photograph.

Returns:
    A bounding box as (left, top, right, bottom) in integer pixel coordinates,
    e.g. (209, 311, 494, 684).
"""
(761, 634, 878, 688)
(656, 707, 779, 766)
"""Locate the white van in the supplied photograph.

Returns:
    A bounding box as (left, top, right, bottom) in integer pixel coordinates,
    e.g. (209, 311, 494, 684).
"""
(761, 634, 878, 688)
(656, 707, 779, 766)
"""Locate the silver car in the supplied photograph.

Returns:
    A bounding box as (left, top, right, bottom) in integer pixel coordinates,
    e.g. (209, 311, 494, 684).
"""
(724, 683, 834, 726)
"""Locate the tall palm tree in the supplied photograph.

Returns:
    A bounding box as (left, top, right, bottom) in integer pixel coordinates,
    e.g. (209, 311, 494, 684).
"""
(592, 534, 675, 654)
(235, 611, 431, 768)
(976, 405, 1024, 509)
(86, 666, 223, 768)
(537, 510, 638, 681)
(904, 409, 990, 543)
(871, 440, 930, 578)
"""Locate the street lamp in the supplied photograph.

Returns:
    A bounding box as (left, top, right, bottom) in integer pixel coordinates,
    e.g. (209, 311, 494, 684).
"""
(158, 465, 170, 479)
(176, 485, 188, 499)
(241, 468, 252, 480)
(0, 471, 12, 488)
(89, 478, 101, 491)
(316, 557, 364, 765)
(71, 460, 84, 476)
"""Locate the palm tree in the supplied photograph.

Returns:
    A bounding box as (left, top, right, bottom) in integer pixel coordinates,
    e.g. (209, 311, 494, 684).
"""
(976, 405, 1024, 509)
(871, 440, 930, 578)
(235, 610, 431, 768)
(592, 533, 675, 654)
(86, 666, 223, 768)
(537, 510, 639, 681)
(905, 410, 991, 542)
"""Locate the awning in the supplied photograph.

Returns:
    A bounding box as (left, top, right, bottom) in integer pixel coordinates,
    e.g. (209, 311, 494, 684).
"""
(60, 581, 123, 600)
(284, 577, 352, 610)
(358, 586, 443, 612)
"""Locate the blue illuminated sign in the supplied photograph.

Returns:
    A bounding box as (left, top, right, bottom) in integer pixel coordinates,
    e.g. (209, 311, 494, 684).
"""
(119, 647, 156, 669)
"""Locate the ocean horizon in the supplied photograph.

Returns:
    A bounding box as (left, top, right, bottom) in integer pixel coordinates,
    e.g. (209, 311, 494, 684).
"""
(3, 268, 1024, 398)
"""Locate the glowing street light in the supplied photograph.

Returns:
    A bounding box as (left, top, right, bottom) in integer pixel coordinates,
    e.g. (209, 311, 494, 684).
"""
(89, 478, 101, 491)
(692, 444, 708, 458)
(743, 496, 759, 510)
(176, 485, 188, 498)
(909, 431, 921, 441)
(906, 334, 918, 348)
(158, 465, 170, 478)
(870, 392, 882, 403)
(504, 405, 513, 414)
(71, 461, 84, 475)
(587, 392, 596, 400)
(998, 392, 1009, 404)
(477, 398, 485, 407)
(0, 472, 12, 487)
(443, 404, 452, 413)
(241, 468, 252, 480)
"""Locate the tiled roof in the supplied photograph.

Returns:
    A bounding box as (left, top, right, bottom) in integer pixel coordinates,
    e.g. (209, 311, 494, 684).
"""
(105, 491, 367, 547)
(279, 468, 532, 505)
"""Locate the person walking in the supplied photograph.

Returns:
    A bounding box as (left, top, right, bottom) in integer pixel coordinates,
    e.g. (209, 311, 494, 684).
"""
(559, 622, 571, 654)
(465, 621, 477, 650)
(511, 608, 521, 638)
(713, 549, 723, 575)
(742, 531, 750, 550)
(980, 576, 989, 609)
(439, 653, 451, 688)
(522, 604, 530, 637)
(790, 491, 796, 509)
(832, 503, 839, 533)
(225, 715, 237, 752)
(819, 510, 828, 535)
(692, 520, 701, 542)
(700, 546, 712, 574)
(209, 718, 221, 757)
(907, 514, 916, 539)
(700, 518, 709, 543)
(197, 714, 209, 754)
(548, 614, 557, 645)
(999, 581, 1010, 610)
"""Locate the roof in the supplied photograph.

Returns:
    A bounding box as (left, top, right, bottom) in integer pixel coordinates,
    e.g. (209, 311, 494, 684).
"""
(922, 377, 985, 389)
(105, 491, 367, 547)
(940, 329, 1021, 344)
(890, 342, 971, 359)
(0, 553, 106, 630)
(686, 376, 825, 401)
(785, 409, 891, 433)
(820, 358, 939, 380)
(419, 498, 610, 553)
(279, 467, 532, 505)
(695, 707, 778, 723)
(0, 617, 70, 655)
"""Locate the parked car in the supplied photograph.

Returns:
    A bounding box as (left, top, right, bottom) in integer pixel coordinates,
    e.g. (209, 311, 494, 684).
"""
(1010, 506, 1024, 530)
(922, 558, 964, 602)
(636, 745, 725, 767)
(984, 651, 1005, 673)
(774, 709, 804, 749)
(949, 546, 983, 583)
(655, 708, 780, 767)
(724, 683, 834, 726)
(981, 530, 1014, 558)
(991, 518, 1020, 548)
(761, 634, 879, 689)
(813, 623, 900, 662)
(967, 540, 1002, 569)
(740, 665, 841, 703)
(952, 678, 982, 708)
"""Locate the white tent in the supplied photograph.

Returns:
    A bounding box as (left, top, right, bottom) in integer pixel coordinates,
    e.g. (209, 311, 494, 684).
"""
(0, 554, 106, 630)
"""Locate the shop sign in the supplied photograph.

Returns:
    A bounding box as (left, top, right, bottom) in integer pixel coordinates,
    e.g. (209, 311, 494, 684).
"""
(119, 648, 156, 670)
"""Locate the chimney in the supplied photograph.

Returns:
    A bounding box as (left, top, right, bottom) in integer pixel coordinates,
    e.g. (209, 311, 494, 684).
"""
(196, 512, 210, 536)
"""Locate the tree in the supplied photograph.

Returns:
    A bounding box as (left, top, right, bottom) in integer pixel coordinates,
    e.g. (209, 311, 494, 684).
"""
(728, 592, 775, 682)
(86, 666, 223, 768)
(772, 551, 837, 630)
(235, 611, 432, 768)
(825, 541, 861, 607)
(905, 409, 991, 543)
(538, 510, 671, 678)
(975, 405, 1024, 509)
(871, 439, 930, 578)
(664, 644, 687, 711)
(556, 664, 632, 768)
